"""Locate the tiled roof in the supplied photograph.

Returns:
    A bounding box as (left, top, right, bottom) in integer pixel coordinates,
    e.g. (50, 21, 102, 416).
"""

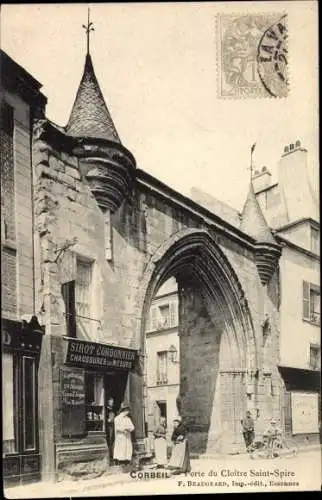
(66, 54, 120, 143)
(240, 182, 276, 244)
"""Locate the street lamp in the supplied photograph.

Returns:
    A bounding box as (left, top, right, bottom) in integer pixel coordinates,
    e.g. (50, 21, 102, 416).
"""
(168, 345, 179, 364)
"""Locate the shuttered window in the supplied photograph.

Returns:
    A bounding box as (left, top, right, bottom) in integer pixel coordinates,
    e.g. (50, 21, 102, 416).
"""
(303, 281, 310, 320)
(303, 281, 320, 325)
(157, 351, 168, 384)
(170, 302, 177, 327)
(151, 307, 157, 331)
(159, 305, 170, 328)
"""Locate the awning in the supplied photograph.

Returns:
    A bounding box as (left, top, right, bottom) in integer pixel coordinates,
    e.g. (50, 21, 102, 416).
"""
(278, 366, 321, 392)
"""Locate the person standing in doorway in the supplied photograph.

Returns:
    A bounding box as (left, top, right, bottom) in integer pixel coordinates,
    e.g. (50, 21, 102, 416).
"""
(105, 397, 116, 465)
(153, 417, 167, 468)
(113, 403, 135, 469)
(241, 410, 255, 450)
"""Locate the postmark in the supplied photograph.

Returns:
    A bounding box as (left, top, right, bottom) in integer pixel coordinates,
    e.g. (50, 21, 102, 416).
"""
(217, 13, 288, 98)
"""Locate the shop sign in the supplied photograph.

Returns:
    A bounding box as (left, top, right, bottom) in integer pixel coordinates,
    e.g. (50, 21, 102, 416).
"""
(2, 330, 12, 347)
(61, 370, 85, 406)
(1, 322, 43, 353)
(291, 392, 319, 434)
(61, 367, 86, 437)
(64, 338, 137, 370)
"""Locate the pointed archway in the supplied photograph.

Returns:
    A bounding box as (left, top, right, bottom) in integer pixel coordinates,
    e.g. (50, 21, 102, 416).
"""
(133, 228, 258, 455)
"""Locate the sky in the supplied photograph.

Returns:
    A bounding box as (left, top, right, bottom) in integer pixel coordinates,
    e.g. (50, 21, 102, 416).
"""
(1, 2, 319, 211)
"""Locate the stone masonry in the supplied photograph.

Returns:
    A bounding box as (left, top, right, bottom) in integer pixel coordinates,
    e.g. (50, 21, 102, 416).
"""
(33, 118, 282, 473)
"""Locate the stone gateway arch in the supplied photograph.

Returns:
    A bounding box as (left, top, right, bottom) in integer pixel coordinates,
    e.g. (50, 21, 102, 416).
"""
(135, 228, 259, 455)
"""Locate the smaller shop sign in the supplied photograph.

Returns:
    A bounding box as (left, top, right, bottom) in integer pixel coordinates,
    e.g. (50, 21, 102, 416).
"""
(2, 318, 44, 353)
(64, 338, 137, 370)
(291, 392, 319, 434)
(61, 367, 86, 437)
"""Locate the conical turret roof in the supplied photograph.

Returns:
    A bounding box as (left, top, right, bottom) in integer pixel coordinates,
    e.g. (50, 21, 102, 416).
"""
(66, 54, 120, 143)
(241, 182, 276, 244)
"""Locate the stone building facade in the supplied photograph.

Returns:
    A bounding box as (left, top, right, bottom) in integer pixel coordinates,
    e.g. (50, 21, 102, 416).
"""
(253, 143, 320, 447)
(1, 50, 47, 485)
(2, 44, 290, 484)
(145, 277, 180, 444)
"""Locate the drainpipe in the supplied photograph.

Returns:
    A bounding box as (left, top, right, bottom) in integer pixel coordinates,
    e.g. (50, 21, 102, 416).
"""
(29, 107, 36, 316)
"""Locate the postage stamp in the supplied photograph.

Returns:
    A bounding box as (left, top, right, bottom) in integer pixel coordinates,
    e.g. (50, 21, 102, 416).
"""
(217, 13, 288, 98)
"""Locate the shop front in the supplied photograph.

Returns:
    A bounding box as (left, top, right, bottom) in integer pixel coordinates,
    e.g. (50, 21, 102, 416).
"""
(50, 337, 137, 481)
(279, 366, 321, 447)
(2, 317, 44, 486)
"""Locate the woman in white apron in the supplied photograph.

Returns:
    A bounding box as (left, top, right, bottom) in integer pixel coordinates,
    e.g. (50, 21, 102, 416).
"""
(167, 418, 191, 475)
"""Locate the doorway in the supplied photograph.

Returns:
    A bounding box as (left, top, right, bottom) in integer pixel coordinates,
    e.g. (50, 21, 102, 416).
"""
(104, 371, 128, 413)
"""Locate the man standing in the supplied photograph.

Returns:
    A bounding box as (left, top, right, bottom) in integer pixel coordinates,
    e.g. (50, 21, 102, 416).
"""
(241, 410, 255, 450)
(105, 397, 115, 465)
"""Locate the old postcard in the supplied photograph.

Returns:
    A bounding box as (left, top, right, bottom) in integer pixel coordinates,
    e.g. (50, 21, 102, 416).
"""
(1, 1, 320, 497)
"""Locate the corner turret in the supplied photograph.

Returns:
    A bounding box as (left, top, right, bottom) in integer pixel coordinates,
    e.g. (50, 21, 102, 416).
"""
(241, 146, 281, 285)
(65, 13, 136, 258)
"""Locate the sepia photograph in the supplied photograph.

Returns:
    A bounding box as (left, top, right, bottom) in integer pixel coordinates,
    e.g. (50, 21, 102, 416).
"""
(0, 1, 320, 497)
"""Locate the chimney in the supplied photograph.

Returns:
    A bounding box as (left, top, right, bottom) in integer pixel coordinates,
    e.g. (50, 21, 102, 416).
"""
(252, 166, 272, 193)
(278, 140, 318, 222)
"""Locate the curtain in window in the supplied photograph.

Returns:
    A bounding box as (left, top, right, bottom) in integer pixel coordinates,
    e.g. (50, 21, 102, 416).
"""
(76, 260, 92, 336)
(157, 352, 168, 383)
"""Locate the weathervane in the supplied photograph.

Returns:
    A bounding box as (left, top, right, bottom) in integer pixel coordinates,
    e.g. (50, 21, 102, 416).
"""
(250, 143, 256, 180)
(82, 7, 95, 55)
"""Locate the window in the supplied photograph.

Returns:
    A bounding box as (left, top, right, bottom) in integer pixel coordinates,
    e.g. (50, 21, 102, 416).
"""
(157, 351, 168, 384)
(158, 305, 170, 329)
(1, 102, 15, 243)
(303, 282, 320, 325)
(2, 352, 38, 456)
(85, 372, 105, 432)
(2, 353, 17, 454)
(76, 259, 92, 333)
(310, 227, 319, 254)
(62, 259, 93, 338)
(62, 281, 76, 338)
(22, 356, 36, 451)
(310, 345, 320, 370)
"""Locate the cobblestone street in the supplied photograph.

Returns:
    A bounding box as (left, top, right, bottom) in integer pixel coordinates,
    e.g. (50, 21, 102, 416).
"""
(5, 448, 321, 498)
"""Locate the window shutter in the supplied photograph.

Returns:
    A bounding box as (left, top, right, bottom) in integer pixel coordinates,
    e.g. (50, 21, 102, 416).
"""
(170, 303, 176, 327)
(59, 250, 76, 284)
(164, 351, 168, 382)
(62, 281, 76, 338)
(302, 281, 310, 320)
(156, 352, 160, 382)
